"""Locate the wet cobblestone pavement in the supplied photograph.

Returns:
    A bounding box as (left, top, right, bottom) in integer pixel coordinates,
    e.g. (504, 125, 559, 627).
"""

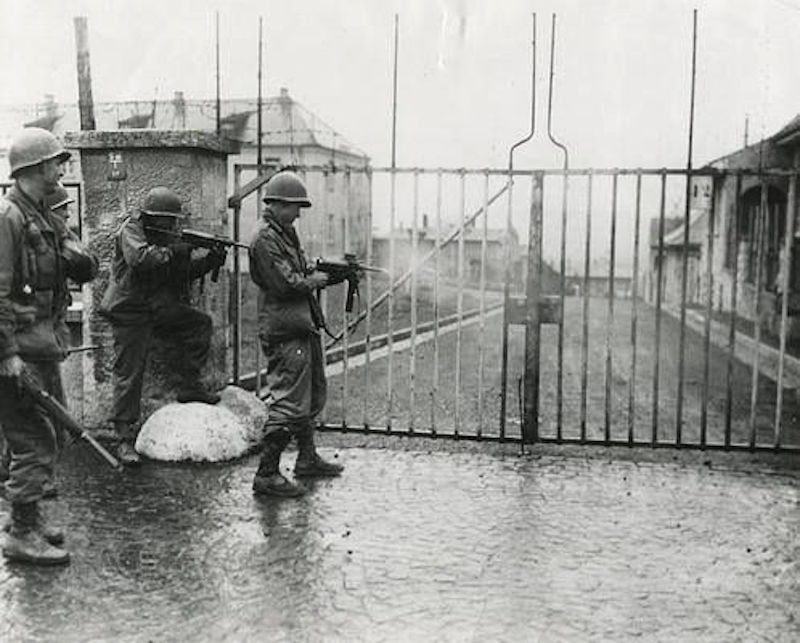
(1, 437, 799, 642)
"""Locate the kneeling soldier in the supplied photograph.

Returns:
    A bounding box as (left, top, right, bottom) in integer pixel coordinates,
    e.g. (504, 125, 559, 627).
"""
(99, 187, 226, 466)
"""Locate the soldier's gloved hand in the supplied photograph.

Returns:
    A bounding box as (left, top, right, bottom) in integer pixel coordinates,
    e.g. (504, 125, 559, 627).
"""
(307, 270, 329, 290)
(170, 242, 193, 265)
(0, 355, 24, 379)
(208, 246, 228, 268)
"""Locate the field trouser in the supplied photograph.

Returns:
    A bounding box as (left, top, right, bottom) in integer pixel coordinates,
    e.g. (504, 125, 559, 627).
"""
(0, 361, 62, 504)
(110, 304, 212, 426)
(259, 332, 326, 438)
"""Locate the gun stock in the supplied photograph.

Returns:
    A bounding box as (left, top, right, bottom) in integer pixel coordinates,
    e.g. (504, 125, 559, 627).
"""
(20, 370, 122, 471)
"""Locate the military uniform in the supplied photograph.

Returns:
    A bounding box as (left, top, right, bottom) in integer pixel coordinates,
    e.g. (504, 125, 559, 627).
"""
(100, 213, 216, 421)
(0, 185, 94, 495)
(250, 217, 328, 428)
(99, 188, 225, 464)
(249, 171, 343, 497)
(0, 164, 98, 563)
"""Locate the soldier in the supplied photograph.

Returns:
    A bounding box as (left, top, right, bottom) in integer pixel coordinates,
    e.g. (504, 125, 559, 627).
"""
(0, 127, 97, 565)
(99, 187, 226, 466)
(0, 184, 97, 499)
(249, 170, 344, 497)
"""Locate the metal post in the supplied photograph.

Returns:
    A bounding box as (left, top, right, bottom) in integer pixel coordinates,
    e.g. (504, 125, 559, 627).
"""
(523, 172, 544, 444)
(232, 165, 242, 385)
(73, 17, 96, 130)
(675, 9, 698, 445)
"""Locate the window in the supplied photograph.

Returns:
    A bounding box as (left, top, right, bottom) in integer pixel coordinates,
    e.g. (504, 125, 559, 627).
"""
(734, 186, 787, 287)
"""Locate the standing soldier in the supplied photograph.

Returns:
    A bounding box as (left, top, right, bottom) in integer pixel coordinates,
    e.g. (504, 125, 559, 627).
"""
(0, 184, 97, 498)
(99, 186, 227, 466)
(249, 170, 344, 497)
(0, 128, 97, 565)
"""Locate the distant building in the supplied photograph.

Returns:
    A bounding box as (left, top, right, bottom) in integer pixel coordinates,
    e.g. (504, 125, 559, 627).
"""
(645, 114, 800, 341)
(372, 218, 522, 290)
(0, 88, 371, 262)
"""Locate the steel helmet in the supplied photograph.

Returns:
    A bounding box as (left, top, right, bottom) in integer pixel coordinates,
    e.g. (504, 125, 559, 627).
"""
(140, 186, 185, 218)
(262, 171, 311, 207)
(8, 127, 71, 178)
(46, 185, 74, 211)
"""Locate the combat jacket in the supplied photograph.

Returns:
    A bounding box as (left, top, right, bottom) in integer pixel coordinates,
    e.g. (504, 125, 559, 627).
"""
(249, 217, 323, 340)
(99, 213, 220, 322)
(0, 186, 77, 361)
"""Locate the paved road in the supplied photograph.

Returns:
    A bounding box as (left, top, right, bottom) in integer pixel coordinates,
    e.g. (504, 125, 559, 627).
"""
(1, 437, 799, 642)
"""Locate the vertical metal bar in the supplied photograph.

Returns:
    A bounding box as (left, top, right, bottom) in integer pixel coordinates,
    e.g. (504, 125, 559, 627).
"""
(232, 165, 242, 385)
(256, 16, 264, 223)
(547, 13, 570, 442)
(652, 171, 668, 445)
(700, 177, 717, 447)
(455, 171, 466, 437)
(675, 9, 698, 446)
(431, 170, 443, 436)
(257, 17, 263, 170)
(524, 172, 544, 444)
(363, 168, 374, 428)
(391, 15, 399, 170)
(749, 177, 768, 448)
(409, 170, 419, 433)
(500, 169, 514, 442)
(580, 173, 593, 442)
(501, 13, 536, 442)
(386, 15, 399, 431)
(386, 171, 396, 430)
(215, 11, 221, 135)
(724, 174, 742, 447)
(253, 18, 264, 396)
(604, 173, 619, 444)
(627, 172, 643, 445)
(477, 171, 490, 438)
(341, 169, 351, 429)
(774, 171, 797, 448)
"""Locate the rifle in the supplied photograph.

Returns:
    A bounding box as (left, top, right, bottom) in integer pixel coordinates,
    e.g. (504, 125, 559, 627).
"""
(144, 227, 249, 282)
(314, 253, 386, 313)
(19, 369, 123, 471)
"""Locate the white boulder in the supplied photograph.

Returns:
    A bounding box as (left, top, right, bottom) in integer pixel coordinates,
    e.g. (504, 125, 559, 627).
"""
(135, 386, 268, 462)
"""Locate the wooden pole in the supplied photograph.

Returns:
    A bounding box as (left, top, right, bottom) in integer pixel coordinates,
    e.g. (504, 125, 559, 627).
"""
(74, 16, 96, 130)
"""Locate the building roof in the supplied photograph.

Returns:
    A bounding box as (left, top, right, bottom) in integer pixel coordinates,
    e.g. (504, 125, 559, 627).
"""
(0, 88, 368, 160)
(705, 113, 800, 169)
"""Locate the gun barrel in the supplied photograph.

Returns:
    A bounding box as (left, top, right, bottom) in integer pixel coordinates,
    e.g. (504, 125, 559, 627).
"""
(182, 228, 249, 250)
(20, 370, 122, 471)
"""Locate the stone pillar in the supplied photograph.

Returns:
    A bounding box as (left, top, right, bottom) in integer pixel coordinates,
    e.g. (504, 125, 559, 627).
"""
(64, 130, 239, 429)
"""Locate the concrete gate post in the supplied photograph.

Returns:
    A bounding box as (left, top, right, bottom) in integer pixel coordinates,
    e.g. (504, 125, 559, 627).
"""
(64, 130, 239, 430)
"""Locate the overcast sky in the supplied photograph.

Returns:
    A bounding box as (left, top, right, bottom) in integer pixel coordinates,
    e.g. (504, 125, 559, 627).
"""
(3, 0, 800, 170)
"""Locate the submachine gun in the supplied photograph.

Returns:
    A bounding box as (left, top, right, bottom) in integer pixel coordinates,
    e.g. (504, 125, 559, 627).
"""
(314, 253, 386, 313)
(144, 227, 250, 282)
(19, 369, 122, 471)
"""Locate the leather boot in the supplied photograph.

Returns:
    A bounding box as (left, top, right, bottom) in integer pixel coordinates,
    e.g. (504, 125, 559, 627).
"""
(3, 502, 64, 546)
(294, 427, 344, 477)
(252, 429, 305, 497)
(114, 422, 141, 467)
(2, 502, 70, 565)
(0, 447, 8, 483)
(177, 386, 220, 405)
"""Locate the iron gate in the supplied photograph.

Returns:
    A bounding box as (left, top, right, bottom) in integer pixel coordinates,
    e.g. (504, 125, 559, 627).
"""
(228, 164, 800, 453)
